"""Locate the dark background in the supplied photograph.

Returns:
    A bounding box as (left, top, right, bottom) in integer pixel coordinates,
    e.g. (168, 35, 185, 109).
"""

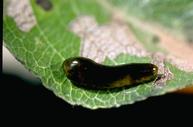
(2, 73, 193, 123)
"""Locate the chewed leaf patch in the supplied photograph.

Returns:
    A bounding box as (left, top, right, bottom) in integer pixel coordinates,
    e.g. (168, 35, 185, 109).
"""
(7, 0, 36, 32)
(70, 15, 148, 63)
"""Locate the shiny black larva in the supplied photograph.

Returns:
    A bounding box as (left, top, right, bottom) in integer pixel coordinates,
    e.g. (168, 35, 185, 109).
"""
(63, 57, 158, 90)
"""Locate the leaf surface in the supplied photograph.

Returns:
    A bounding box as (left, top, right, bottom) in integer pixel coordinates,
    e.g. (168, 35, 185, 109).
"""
(3, 0, 193, 109)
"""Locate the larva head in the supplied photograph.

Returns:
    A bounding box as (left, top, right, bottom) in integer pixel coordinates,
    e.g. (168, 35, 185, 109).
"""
(63, 57, 92, 82)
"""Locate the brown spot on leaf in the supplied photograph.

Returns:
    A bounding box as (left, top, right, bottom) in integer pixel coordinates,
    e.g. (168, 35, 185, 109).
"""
(152, 35, 160, 44)
(36, 0, 53, 11)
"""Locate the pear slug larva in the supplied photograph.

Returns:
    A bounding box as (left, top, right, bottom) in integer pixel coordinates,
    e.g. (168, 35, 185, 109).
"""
(63, 57, 158, 90)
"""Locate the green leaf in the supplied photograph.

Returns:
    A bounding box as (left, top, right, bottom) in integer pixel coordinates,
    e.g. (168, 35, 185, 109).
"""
(110, 0, 193, 42)
(3, 0, 193, 109)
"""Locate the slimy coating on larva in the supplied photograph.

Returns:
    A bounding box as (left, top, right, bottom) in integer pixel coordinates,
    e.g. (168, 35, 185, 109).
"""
(63, 57, 158, 90)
